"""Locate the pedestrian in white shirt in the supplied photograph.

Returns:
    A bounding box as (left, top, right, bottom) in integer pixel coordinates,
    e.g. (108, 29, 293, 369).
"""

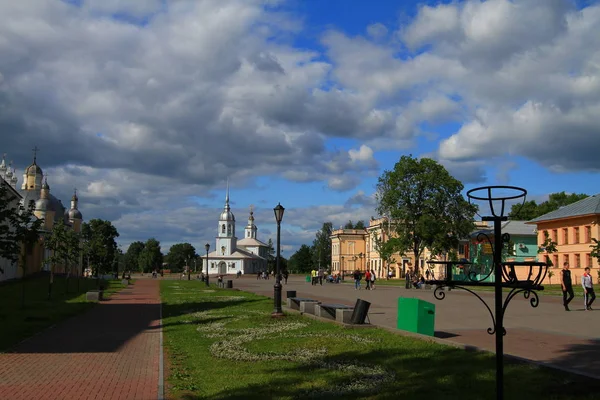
(582, 267, 596, 311)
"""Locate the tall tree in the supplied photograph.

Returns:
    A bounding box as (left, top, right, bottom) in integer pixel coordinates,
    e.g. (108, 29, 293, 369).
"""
(266, 238, 275, 272)
(344, 220, 354, 229)
(539, 231, 558, 267)
(354, 220, 366, 229)
(125, 241, 145, 273)
(81, 219, 120, 281)
(138, 238, 163, 273)
(373, 232, 399, 276)
(509, 192, 589, 220)
(0, 184, 43, 306)
(288, 244, 314, 273)
(45, 219, 70, 298)
(311, 222, 332, 270)
(166, 243, 197, 272)
(376, 155, 477, 274)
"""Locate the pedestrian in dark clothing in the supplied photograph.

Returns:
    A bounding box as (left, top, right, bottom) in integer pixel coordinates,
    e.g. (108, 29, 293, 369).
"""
(560, 262, 574, 311)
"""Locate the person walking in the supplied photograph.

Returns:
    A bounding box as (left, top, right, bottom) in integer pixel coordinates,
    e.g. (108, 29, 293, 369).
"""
(582, 267, 596, 310)
(365, 270, 371, 290)
(405, 269, 412, 289)
(353, 270, 361, 290)
(560, 262, 574, 311)
(283, 270, 289, 284)
(370, 269, 376, 290)
(318, 268, 324, 286)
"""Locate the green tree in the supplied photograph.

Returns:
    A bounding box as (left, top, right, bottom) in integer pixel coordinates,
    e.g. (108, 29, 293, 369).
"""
(266, 238, 275, 272)
(45, 219, 70, 298)
(81, 219, 120, 282)
(166, 243, 197, 272)
(138, 238, 163, 273)
(509, 192, 589, 220)
(373, 232, 399, 276)
(344, 220, 354, 229)
(288, 244, 314, 273)
(539, 230, 558, 267)
(376, 155, 477, 274)
(590, 239, 600, 280)
(354, 220, 366, 229)
(0, 183, 44, 306)
(125, 241, 145, 272)
(311, 222, 332, 270)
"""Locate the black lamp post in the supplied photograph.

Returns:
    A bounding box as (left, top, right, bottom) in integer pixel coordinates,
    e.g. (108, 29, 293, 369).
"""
(272, 202, 285, 317)
(205, 243, 210, 287)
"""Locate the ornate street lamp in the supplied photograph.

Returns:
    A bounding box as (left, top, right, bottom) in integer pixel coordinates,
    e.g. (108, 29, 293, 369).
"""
(272, 203, 285, 317)
(427, 186, 548, 400)
(204, 243, 210, 287)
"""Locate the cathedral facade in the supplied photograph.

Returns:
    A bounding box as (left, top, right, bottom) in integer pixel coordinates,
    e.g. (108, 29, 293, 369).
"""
(0, 151, 83, 281)
(202, 186, 268, 275)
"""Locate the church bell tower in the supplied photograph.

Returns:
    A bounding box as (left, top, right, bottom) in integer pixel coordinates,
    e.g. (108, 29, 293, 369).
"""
(216, 180, 236, 256)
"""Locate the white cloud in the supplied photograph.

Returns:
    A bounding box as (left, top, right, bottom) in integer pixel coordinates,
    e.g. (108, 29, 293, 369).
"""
(1, 0, 598, 254)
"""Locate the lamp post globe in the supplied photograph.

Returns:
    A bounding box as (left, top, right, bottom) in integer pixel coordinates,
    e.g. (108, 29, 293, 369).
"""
(204, 243, 210, 287)
(272, 203, 285, 317)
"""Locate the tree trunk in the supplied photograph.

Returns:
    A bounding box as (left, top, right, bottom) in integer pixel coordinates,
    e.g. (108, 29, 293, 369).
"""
(21, 279, 26, 309)
(48, 266, 54, 300)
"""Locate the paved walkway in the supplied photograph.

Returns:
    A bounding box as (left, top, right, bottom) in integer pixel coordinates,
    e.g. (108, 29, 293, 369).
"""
(234, 275, 600, 379)
(0, 280, 162, 400)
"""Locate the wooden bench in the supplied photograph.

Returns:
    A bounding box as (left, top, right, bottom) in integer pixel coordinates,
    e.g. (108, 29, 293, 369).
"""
(286, 297, 319, 311)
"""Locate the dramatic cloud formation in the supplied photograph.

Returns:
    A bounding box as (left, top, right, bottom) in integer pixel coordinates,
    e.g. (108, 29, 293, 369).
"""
(0, 0, 597, 253)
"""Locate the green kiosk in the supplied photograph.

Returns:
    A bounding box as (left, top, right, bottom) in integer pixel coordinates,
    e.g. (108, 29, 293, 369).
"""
(397, 297, 436, 337)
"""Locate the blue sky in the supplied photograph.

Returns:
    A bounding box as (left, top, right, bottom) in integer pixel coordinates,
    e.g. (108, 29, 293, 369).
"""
(2, 0, 599, 252)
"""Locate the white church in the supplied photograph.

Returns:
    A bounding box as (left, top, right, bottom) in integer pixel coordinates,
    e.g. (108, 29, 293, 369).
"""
(203, 186, 269, 275)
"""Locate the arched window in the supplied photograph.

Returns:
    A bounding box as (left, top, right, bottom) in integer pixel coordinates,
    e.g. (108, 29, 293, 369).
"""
(221, 224, 225, 233)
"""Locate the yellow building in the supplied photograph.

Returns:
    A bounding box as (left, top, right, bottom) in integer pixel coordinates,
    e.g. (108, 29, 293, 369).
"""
(331, 228, 367, 275)
(331, 217, 433, 279)
(0, 151, 83, 281)
(527, 195, 600, 283)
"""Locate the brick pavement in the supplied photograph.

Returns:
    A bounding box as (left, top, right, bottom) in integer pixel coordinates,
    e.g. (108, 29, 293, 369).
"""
(234, 275, 600, 379)
(0, 280, 162, 400)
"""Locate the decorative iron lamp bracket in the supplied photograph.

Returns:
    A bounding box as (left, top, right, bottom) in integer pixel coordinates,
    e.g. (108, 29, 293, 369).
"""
(424, 186, 548, 400)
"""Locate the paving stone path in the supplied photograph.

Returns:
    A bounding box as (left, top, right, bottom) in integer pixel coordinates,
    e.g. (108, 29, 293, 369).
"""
(233, 275, 600, 379)
(0, 280, 162, 400)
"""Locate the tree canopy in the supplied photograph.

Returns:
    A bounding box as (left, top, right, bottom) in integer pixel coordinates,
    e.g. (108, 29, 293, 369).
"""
(138, 238, 163, 273)
(509, 192, 589, 220)
(376, 155, 477, 272)
(343, 220, 365, 229)
(0, 183, 43, 276)
(311, 222, 332, 269)
(165, 242, 198, 272)
(125, 241, 145, 272)
(81, 219, 120, 277)
(288, 244, 314, 273)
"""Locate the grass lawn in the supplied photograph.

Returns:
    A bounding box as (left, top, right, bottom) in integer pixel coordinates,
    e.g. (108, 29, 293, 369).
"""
(0, 274, 127, 352)
(161, 280, 600, 400)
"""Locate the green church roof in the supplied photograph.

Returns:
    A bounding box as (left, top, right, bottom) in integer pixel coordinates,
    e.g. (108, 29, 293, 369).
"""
(526, 194, 600, 224)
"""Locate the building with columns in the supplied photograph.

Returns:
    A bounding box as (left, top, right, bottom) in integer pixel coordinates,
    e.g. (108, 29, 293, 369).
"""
(202, 185, 268, 275)
(0, 151, 83, 281)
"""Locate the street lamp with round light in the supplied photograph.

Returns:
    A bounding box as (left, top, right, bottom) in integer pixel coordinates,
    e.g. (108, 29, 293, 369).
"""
(272, 203, 285, 317)
(205, 243, 210, 287)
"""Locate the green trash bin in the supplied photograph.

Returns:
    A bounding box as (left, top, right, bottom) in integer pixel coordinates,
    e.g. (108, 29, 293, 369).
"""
(305, 275, 311, 282)
(397, 297, 435, 336)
